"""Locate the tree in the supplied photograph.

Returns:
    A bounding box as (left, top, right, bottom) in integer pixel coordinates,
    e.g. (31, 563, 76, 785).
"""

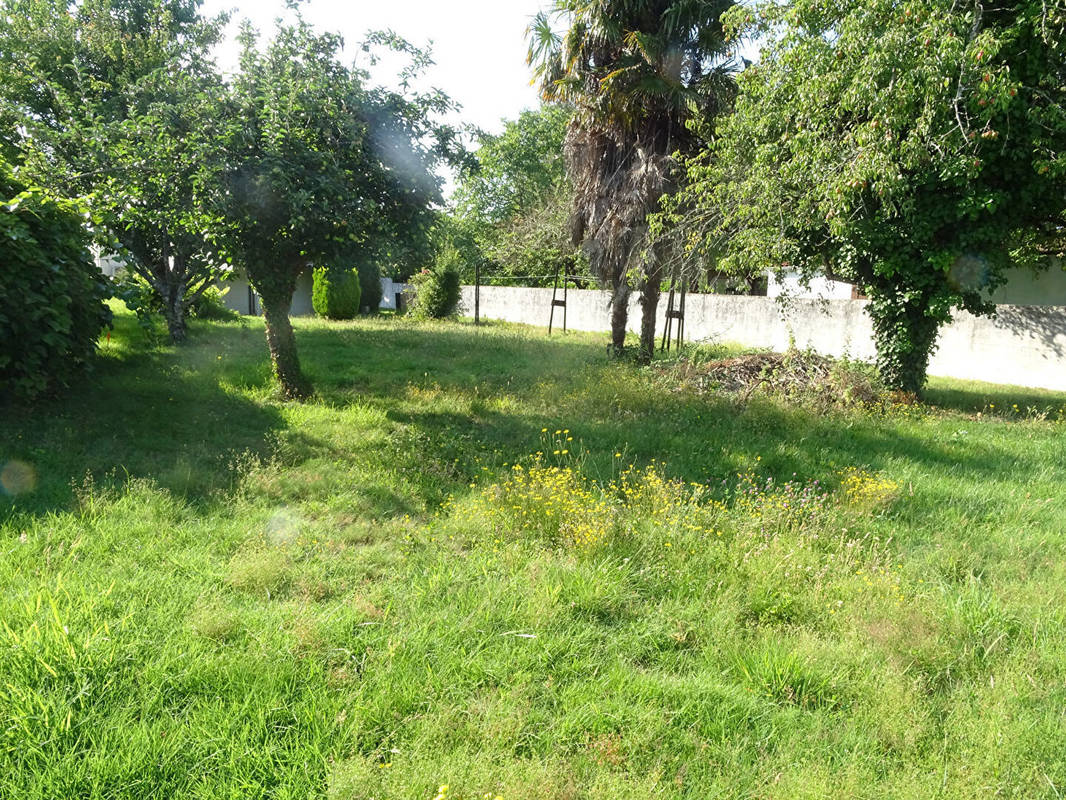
(218, 20, 464, 399)
(96, 70, 230, 342)
(454, 105, 571, 228)
(527, 0, 738, 361)
(680, 0, 1066, 394)
(446, 105, 586, 287)
(480, 184, 589, 287)
(0, 0, 229, 343)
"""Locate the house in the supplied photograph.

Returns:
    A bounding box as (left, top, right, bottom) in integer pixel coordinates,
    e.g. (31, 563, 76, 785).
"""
(94, 250, 406, 315)
(221, 269, 315, 316)
(219, 269, 409, 316)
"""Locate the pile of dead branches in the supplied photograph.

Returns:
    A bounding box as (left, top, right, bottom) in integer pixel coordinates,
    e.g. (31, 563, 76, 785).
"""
(656, 349, 890, 412)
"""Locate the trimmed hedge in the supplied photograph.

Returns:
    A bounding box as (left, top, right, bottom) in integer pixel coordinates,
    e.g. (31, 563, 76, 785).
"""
(0, 172, 112, 401)
(311, 266, 362, 320)
(410, 254, 462, 320)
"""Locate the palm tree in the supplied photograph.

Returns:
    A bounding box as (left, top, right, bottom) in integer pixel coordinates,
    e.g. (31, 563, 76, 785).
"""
(528, 0, 738, 361)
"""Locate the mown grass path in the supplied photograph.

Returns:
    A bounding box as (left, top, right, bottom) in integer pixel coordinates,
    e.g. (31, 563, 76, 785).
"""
(2, 309, 1065, 799)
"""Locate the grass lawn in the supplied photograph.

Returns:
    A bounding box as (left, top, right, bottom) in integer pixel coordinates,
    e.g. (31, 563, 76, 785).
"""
(3, 307, 1066, 799)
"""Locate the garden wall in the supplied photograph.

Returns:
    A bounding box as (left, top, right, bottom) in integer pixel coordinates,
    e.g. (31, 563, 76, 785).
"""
(461, 285, 1066, 392)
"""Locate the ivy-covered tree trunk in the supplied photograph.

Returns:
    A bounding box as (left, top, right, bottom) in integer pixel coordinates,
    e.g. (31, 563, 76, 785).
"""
(258, 275, 311, 400)
(609, 282, 631, 355)
(637, 256, 664, 365)
(867, 289, 943, 397)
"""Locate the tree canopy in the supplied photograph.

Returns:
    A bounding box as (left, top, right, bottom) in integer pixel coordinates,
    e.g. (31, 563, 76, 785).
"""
(0, 0, 231, 342)
(673, 0, 1066, 393)
(528, 0, 738, 360)
(443, 104, 585, 287)
(453, 105, 571, 229)
(218, 19, 466, 398)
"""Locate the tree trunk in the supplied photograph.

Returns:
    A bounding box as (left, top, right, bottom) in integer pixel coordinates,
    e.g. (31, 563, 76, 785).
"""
(867, 289, 941, 398)
(161, 282, 187, 344)
(608, 281, 631, 356)
(260, 289, 311, 401)
(637, 258, 664, 365)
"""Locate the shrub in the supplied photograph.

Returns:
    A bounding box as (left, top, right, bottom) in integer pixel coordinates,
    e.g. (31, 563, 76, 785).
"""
(410, 255, 462, 320)
(357, 260, 383, 313)
(190, 286, 239, 321)
(0, 173, 112, 401)
(311, 266, 362, 320)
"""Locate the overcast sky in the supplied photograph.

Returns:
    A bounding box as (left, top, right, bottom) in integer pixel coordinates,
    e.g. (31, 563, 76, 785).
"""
(200, 0, 547, 137)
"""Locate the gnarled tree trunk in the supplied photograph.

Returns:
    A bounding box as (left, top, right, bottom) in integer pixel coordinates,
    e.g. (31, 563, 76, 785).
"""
(160, 280, 188, 344)
(258, 277, 311, 401)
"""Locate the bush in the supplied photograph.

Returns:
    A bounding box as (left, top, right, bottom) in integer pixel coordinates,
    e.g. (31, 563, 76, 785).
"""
(0, 173, 112, 401)
(191, 286, 239, 321)
(311, 266, 362, 320)
(410, 255, 462, 320)
(111, 269, 162, 337)
(356, 260, 383, 313)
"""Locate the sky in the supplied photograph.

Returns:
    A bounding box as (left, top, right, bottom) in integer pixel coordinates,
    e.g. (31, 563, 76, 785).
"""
(199, 0, 547, 138)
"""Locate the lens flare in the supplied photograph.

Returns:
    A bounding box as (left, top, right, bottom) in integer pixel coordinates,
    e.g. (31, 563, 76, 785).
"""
(265, 508, 302, 546)
(949, 253, 991, 292)
(1, 460, 37, 496)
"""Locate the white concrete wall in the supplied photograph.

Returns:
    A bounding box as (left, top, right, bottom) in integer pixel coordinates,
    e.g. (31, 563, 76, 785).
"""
(219, 269, 314, 316)
(379, 278, 411, 311)
(990, 265, 1066, 306)
(769, 266, 1066, 306)
(221, 274, 257, 315)
(461, 285, 1066, 392)
(93, 249, 125, 278)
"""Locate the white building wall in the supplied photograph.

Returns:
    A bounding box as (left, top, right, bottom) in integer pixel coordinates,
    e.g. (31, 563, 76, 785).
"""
(222, 273, 407, 316)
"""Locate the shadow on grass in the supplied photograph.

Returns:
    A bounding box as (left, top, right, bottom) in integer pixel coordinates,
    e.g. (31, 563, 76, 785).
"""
(6, 312, 1058, 527)
(296, 321, 604, 402)
(391, 393, 1043, 494)
(294, 319, 1059, 501)
(0, 316, 286, 520)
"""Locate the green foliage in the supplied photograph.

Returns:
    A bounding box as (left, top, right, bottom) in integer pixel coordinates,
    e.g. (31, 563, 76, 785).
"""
(442, 106, 586, 288)
(410, 258, 462, 320)
(218, 19, 467, 398)
(454, 105, 571, 227)
(677, 0, 1066, 394)
(112, 271, 237, 340)
(190, 286, 238, 321)
(480, 185, 590, 287)
(528, 0, 740, 133)
(110, 270, 164, 341)
(0, 172, 112, 401)
(0, 0, 230, 344)
(527, 0, 740, 357)
(311, 267, 362, 321)
(356, 260, 383, 313)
